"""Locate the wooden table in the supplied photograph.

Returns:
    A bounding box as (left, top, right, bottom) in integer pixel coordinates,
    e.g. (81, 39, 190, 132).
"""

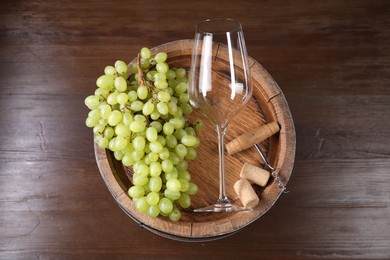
(1, 0, 389, 258)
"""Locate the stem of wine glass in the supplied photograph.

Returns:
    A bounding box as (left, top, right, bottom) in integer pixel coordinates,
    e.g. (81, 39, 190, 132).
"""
(216, 124, 230, 205)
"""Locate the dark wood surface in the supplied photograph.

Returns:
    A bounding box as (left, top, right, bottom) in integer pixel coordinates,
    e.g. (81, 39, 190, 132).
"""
(1, 0, 389, 259)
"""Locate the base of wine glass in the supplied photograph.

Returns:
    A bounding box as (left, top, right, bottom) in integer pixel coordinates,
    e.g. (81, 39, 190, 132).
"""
(193, 201, 253, 213)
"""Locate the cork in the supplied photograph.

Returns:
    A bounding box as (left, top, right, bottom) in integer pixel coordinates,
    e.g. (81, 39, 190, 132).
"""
(234, 179, 259, 208)
(240, 162, 270, 187)
(225, 121, 280, 155)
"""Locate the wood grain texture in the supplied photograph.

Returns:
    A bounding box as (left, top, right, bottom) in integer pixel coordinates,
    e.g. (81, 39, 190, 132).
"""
(1, 0, 389, 259)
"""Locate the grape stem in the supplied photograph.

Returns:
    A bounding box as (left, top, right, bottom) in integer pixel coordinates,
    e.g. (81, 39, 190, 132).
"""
(137, 53, 148, 88)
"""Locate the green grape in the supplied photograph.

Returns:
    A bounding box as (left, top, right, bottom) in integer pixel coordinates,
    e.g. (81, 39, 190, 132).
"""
(175, 144, 187, 158)
(155, 52, 168, 63)
(156, 135, 166, 146)
(136, 164, 149, 177)
(137, 85, 148, 100)
(156, 62, 168, 73)
(146, 192, 160, 205)
(129, 120, 146, 132)
(175, 68, 186, 78)
(185, 126, 196, 136)
(95, 88, 109, 98)
(169, 208, 181, 222)
(181, 135, 198, 147)
(115, 136, 128, 151)
(135, 197, 149, 212)
(179, 93, 189, 103)
(114, 60, 128, 74)
(149, 121, 162, 132)
(181, 102, 193, 115)
(187, 182, 198, 195)
(179, 178, 189, 192)
(144, 156, 151, 165)
(84, 95, 100, 109)
(176, 160, 188, 171)
(161, 159, 174, 173)
(107, 110, 122, 126)
(96, 75, 115, 90)
(157, 102, 169, 115)
(149, 141, 163, 153)
(117, 92, 129, 104)
(128, 185, 145, 198)
(98, 118, 107, 126)
(174, 128, 187, 140)
(194, 119, 204, 132)
(178, 193, 191, 208)
(113, 150, 124, 161)
(93, 124, 105, 135)
(146, 127, 158, 142)
(166, 178, 181, 192)
(149, 176, 162, 192)
(150, 110, 161, 120)
(154, 72, 166, 82)
(166, 69, 176, 80)
(164, 169, 178, 180)
(163, 122, 174, 136)
(168, 152, 180, 165)
(133, 175, 148, 186)
(134, 114, 146, 121)
(115, 123, 130, 137)
(114, 77, 127, 92)
(164, 189, 180, 200)
(146, 70, 157, 81)
(122, 143, 134, 155)
(178, 170, 191, 182)
(157, 91, 171, 102)
(173, 107, 184, 118)
(104, 65, 117, 76)
(130, 100, 144, 111)
(107, 92, 119, 105)
(147, 205, 160, 218)
(141, 58, 150, 69)
(132, 150, 145, 161)
(100, 103, 112, 119)
(167, 101, 178, 115)
(169, 117, 185, 129)
(133, 136, 146, 151)
(142, 100, 155, 116)
(97, 136, 109, 148)
(104, 126, 114, 139)
(154, 80, 168, 89)
(159, 147, 170, 160)
(122, 112, 133, 125)
(128, 90, 138, 101)
(148, 152, 159, 163)
(88, 109, 101, 121)
(149, 161, 162, 177)
(175, 82, 187, 94)
(166, 135, 178, 149)
(140, 47, 151, 59)
(186, 147, 197, 160)
(122, 153, 135, 166)
(159, 197, 173, 214)
(130, 63, 138, 74)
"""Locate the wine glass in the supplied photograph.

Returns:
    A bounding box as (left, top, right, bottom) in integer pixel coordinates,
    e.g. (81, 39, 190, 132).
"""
(189, 18, 253, 212)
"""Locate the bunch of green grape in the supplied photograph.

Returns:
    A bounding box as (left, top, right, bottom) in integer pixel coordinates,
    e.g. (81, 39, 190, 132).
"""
(84, 47, 204, 221)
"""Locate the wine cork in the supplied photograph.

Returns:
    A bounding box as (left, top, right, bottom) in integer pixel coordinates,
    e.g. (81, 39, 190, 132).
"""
(234, 179, 259, 208)
(240, 162, 270, 187)
(226, 121, 280, 155)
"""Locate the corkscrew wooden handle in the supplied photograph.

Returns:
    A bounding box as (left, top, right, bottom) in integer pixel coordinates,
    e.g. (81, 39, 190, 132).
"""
(226, 121, 280, 155)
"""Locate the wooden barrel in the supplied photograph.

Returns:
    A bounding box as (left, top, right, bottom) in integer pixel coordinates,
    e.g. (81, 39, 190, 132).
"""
(94, 39, 296, 241)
